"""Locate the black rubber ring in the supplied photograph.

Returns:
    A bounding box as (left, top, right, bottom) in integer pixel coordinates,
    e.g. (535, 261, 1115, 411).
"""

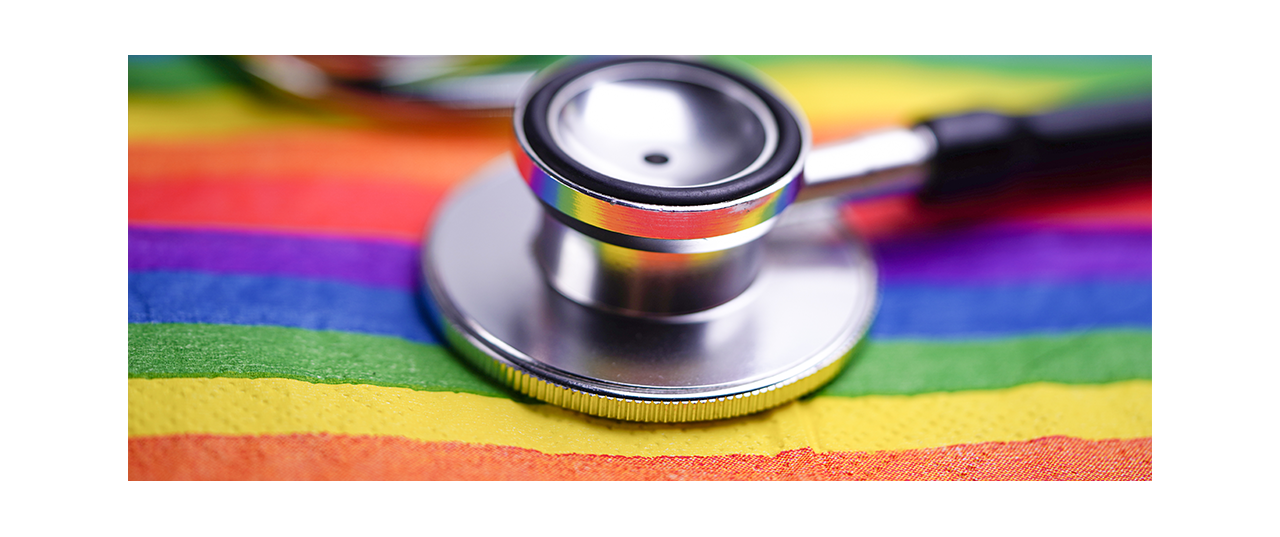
(522, 57, 803, 207)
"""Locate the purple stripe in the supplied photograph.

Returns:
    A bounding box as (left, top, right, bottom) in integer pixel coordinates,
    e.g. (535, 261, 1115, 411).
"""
(129, 223, 1151, 291)
(873, 224, 1151, 284)
(128, 226, 419, 290)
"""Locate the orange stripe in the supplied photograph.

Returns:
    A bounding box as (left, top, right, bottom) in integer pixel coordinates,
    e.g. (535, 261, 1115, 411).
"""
(810, 119, 905, 146)
(128, 179, 442, 241)
(129, 434, 1151, 481)
(129, 128, 509, 188)
(128, 169, 1151, 244)
(845, 179, 1152, 240)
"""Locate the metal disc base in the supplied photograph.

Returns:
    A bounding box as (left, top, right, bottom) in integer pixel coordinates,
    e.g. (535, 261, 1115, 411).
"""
(422, 156, 877, 422)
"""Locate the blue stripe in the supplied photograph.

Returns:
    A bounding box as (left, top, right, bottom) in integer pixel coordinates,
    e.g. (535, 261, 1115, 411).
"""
(128, 271, 438, 344)
(872, 281, 1151, 339)
(130, 270, 1151, 343)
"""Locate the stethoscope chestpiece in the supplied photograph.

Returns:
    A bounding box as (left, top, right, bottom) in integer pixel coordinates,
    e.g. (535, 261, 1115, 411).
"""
(423, 56, 877, 422)
(515, 57, 806, 243)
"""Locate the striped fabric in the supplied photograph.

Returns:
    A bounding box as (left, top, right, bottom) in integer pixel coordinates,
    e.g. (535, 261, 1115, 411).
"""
(128, 55, 1153, 480)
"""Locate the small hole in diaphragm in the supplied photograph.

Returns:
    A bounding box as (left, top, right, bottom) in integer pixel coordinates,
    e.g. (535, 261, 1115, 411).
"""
(644, 153, 669, 165)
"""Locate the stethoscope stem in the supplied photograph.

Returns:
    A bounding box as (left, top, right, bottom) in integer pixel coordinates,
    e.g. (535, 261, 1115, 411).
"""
(798, 97, 1152, 204)
(423, 57, 1152, 422)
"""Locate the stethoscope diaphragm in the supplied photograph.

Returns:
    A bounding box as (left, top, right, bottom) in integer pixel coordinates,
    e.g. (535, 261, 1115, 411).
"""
(423, 57, 877, 422)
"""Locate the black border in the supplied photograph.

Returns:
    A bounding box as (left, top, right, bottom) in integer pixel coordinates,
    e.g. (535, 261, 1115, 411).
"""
(521, 57, 803, 207)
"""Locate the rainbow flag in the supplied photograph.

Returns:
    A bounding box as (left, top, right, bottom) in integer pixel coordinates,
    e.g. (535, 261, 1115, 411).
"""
(128, 56, 1152, 480)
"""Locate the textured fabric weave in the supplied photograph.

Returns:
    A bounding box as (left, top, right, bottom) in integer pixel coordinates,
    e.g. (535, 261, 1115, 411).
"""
(127, 55, 1153, 480)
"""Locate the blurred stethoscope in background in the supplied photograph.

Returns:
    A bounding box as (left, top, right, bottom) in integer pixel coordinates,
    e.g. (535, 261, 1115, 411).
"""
(234, 56, 1152, 423)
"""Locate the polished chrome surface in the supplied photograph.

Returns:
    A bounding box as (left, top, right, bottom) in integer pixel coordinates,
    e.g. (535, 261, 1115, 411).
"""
(512, 58, 808, 246)
(567, 218, 779, 255)
(547, 61, 779, 189)
(425, 57, 880, 420)
(797, 126, 936, 203)
(534, 215, 764, 316)
(423, 157, 876, 399)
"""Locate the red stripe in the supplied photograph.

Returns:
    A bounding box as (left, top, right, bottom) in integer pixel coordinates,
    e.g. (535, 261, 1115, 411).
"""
(845, 179, 1152, 240)
(128, 129, 508, 188)
(129, 434, 1151, 481)
(128, 179, 442, 242)
(129, 177, 1150, 244)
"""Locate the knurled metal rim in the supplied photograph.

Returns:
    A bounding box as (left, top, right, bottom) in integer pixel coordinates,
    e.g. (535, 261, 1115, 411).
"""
(429, 299, 864, 423)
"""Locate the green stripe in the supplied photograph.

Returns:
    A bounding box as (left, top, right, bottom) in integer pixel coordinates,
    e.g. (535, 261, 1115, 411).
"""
(735, 55, 1151, 79)
(737, 55, 1151, 106)
(129, 323, 1151, 399)
(128, 323, 511, 398)
(129, 56, 250, 93)
(818, 331, 1151, 398)
(130, 56, 1151, 101)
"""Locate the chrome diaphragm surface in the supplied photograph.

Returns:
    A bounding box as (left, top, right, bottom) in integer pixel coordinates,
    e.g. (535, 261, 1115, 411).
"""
(423, 57, 877, 422)
(421, 157, 877, 422)
(514, 57, 806, 244)
(547, 61, 778, 189)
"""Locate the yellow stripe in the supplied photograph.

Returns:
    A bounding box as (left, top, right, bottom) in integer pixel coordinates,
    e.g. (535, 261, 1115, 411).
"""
(761, 62, 1082, 135)
(128, 377, 1151, 456)
(129, 89, 354, 140)
(131, 64, 1087, 142)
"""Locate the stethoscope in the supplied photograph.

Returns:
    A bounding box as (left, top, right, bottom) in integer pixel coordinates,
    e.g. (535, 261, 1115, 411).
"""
(243, 56, 1151, 423)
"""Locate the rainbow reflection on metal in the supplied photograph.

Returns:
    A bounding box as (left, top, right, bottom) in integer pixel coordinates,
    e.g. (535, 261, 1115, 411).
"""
(515, 150, 803, 241)
(512, 57, 808, 250)
(421, 57, 877, 422)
